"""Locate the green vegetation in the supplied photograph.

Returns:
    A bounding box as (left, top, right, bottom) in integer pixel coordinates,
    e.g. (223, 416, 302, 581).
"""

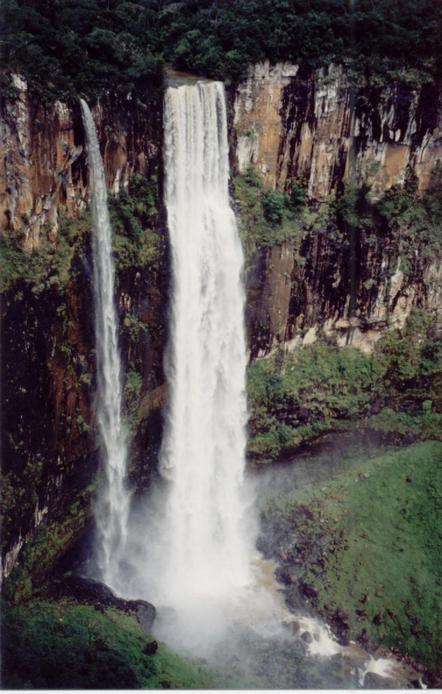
(234, 169, 307, 251)
(338, 167, 442, 273)
(125, 369, 144, 433)
(2, 0, 441, 101)
(2, 599, 214, 688)
(247, 310, 442, 461)
(235, 164, 442, 259)
(263, 441, 442, 670)
(3, 483, 95, 604)
(109, 173, 163, 276)
(0, 215, 90, 295)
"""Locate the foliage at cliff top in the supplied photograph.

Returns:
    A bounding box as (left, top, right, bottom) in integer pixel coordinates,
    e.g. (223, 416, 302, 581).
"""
(1, 0, 441, 101)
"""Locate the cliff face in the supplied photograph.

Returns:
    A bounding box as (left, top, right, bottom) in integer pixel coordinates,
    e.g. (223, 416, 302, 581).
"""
(1, 78, 167, 585)
(1, 63, 442, 583)
(231, 62, 442, 355)
(0, 75, 160, 249)
(232, 62, 442, 197)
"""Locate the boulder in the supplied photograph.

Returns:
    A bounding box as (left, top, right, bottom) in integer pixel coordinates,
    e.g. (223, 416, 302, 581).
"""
(48, 573, 156, 630)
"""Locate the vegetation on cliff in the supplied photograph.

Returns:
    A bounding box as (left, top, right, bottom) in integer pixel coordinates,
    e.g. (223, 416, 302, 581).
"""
(247, 310, 442, 461)
(235, 165, 442, 263)
(2, 0, 442, 100)
(0, 172, 166, 592)
(260, 441, 442, 675)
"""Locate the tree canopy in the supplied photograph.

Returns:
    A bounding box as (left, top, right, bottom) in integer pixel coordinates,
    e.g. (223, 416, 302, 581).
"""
(1, 0, 441, 100)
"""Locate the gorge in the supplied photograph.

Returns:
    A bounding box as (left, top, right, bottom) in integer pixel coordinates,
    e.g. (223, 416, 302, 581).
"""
(1, 2, 442, 686)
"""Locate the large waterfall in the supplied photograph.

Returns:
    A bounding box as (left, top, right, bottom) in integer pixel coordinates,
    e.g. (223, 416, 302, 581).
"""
(80, 100, 130, 592)
(161, 79, 254, 594)
(127, 79, 257, 652)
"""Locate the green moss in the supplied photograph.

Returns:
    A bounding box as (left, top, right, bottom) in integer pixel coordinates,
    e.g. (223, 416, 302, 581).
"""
(3, 484, 95, 604)
(0, 216, 90, 294)
(124, 370, 143, 433)
(247, 310, 442, 461)
(109, 173, 163, 275)
(1, 599, 214, 689)
(264, 441, 442, 670)
(233, 168, 306, 254)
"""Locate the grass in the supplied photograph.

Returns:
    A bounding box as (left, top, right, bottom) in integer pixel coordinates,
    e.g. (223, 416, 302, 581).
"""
(247, 310, 442, 462)
(263, 441, 442, 670)
(1, 599, 215, 689)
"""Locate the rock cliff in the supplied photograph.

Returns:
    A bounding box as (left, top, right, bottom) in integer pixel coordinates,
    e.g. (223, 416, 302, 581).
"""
(230, 62, 442, 355)
(1, 62, 441, 583)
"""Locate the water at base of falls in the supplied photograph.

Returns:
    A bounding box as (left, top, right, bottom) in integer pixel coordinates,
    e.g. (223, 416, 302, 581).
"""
(80, 100, 130, 594)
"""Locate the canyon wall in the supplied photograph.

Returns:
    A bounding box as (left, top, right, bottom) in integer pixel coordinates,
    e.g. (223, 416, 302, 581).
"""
(0, 77, 167, 585)
(230, 62, 442, 355)
(2, 62, 442, 583)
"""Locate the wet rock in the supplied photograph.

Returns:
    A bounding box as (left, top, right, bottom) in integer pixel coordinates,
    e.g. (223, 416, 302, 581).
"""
(143, 640, 158, 655)
(364, 671, 397, 688)
(275, 565, 295, 585)
(300, 581, 318, 600)
(48, 574, 156, 630)
(358, 628, 369, 646)
(301, 631, 313, 644)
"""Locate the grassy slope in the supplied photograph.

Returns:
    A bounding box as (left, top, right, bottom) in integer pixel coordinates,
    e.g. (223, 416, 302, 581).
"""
(1, 599, 214, 689)
(263, 441, 442, 671)
(247, 310, 442, 462)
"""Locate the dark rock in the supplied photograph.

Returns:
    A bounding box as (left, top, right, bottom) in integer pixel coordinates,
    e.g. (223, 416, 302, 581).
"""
(143, 640, 158, 656)
(300, 581, 318, 600)
(373, 612, 383, 625)
(301, 631, 313, 644)
(275, 565, 294, 586)
(358, 628, 369, 646)
(48, 574, 156, 630)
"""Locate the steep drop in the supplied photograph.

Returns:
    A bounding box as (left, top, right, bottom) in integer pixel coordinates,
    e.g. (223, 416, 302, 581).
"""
(127, 79, 258, 653)
(80, 100, 130, 591)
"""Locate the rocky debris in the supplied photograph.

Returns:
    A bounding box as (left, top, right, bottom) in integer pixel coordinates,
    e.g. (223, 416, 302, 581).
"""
(331, 609, 350, 645)
(299, 581, 318, 601)
(48, 574, 156, 632)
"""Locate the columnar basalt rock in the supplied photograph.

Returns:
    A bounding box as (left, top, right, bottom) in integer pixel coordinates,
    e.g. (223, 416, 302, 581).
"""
(0, 76, 161, 248)
(232, 62, 442, 355)
(232, 62, 442, 198)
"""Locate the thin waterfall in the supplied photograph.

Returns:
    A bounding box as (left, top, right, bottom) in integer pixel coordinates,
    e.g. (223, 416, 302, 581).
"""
(80, 100, 130, 591)
(132, 79, 257, 652)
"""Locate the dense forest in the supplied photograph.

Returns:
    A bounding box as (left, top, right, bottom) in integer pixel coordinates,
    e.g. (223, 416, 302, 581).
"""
(2, 0, 442, 100)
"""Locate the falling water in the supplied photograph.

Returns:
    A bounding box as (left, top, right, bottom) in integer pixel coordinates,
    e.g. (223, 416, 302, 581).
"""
(80, 100, 130, 591)
(131, 79, 257, 651)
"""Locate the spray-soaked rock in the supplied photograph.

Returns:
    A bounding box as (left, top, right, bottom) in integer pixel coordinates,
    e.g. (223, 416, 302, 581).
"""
(48, 573, 156, 630)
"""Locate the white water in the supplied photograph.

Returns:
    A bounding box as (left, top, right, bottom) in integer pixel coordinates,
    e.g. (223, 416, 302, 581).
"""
(126, 79, 258, 653)
(80, 100, 130, 592)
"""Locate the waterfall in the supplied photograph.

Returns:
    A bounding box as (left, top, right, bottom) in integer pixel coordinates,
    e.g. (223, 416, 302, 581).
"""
(134, 79, 256, 652)
(80, 100, 130, 591)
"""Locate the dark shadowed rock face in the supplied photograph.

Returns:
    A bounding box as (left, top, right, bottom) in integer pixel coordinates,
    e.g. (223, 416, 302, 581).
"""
(48, 574, 156, 632)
